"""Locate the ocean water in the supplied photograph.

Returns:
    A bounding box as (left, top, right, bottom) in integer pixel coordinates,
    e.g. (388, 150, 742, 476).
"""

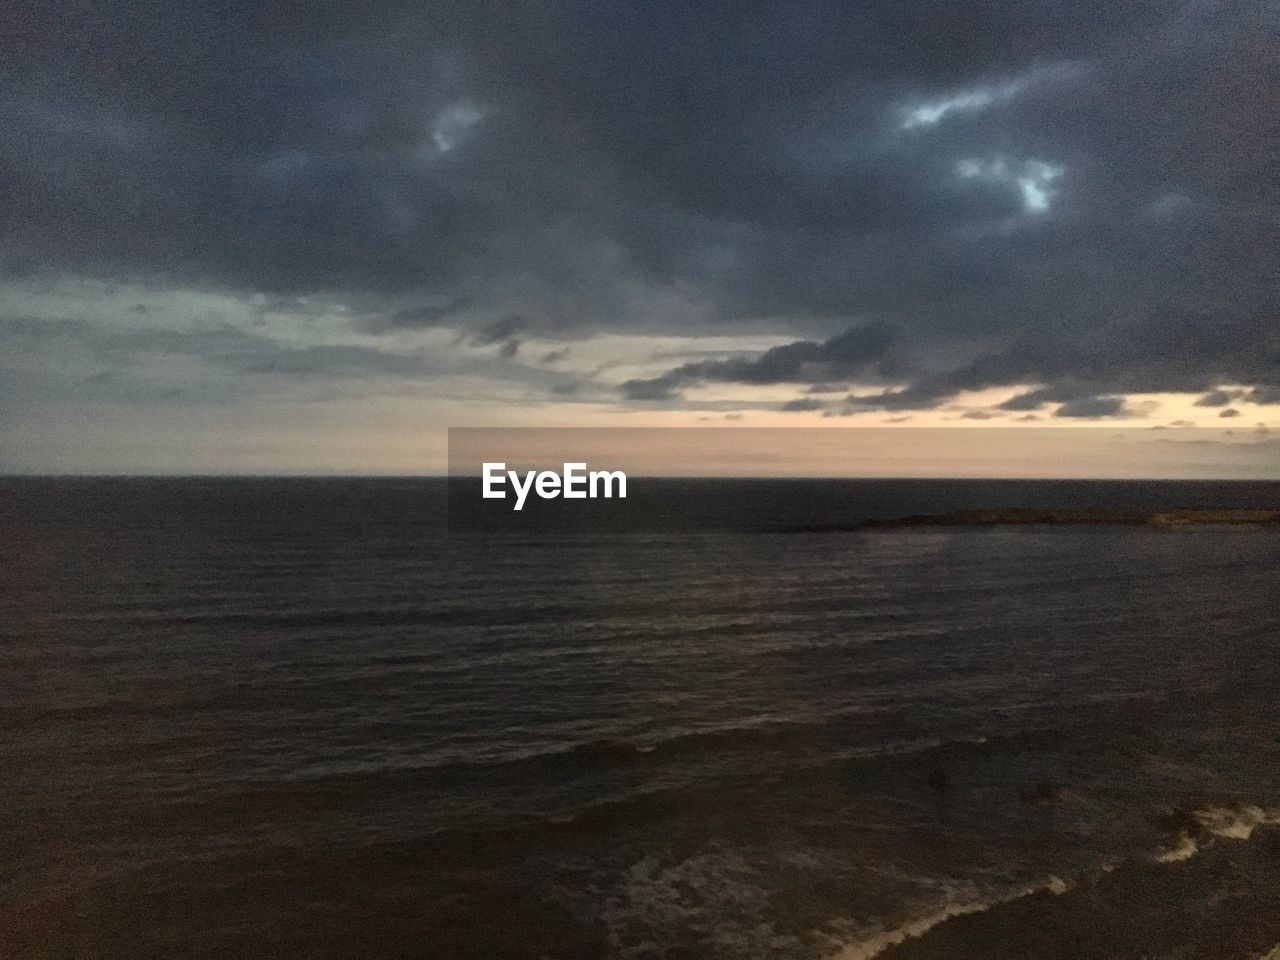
(2, 478, 1279, 959)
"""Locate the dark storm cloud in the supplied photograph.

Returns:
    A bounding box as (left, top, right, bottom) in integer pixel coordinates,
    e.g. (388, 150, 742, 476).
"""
(887, 311, 1280, 408)
(781, 397, 825, 412)
(462, 314, 533, 359)
(1194, 389, 1238, 407)
(623, 323, 898, 399)
(1053, 396, 1127, 418)
(686, 308, 1280, 413)
(1246, 386, 1280, 405)
(621, 374, 683, 402)
(716, 308, 1274, 414)
(361, 298, 472, 333)
(3, 0, 1277, 407)
(468, 315, 529, 347)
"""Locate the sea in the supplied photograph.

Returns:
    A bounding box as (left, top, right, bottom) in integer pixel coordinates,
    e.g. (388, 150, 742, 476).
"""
(2, 477, 1279, 959)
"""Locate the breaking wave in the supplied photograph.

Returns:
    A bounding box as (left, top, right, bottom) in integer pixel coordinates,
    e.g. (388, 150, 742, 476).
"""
(829, 800, 1280, 960)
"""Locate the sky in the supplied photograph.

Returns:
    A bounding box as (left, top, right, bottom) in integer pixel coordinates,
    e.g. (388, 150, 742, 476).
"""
(1, 0, 1277, 473)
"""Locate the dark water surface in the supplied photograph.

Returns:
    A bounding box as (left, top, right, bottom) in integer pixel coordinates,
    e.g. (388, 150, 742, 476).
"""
(2, 478, 1279, 958)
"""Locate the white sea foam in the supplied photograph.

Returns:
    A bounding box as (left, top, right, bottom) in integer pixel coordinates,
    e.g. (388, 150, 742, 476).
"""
(827, 876, 1072, 960)
(1154, 802, 1280, 863)
(602, 851, 805, 960)
(1195, 803, 1280, 840)
(830, 801, 1280, 960)
(1155, 833, 1199, 862)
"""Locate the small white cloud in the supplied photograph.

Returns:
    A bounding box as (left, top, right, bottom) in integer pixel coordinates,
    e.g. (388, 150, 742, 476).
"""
(956, 157, 1001, 179)
(902, 88, 997, 129)
(900, 62, 1083, 132)
(957, 157, 1065, 213)
(1018, 160, 1064, 212)
(430, 100, 486, 154)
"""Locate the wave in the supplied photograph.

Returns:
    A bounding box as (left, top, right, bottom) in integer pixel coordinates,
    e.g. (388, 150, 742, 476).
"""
(828, 875, 1074, 960)
(214, 703, 1151, 804)
(1194, 802, 1280, 840)
(1154, 801, 1280, 862)
(830, 800, 1280, 960)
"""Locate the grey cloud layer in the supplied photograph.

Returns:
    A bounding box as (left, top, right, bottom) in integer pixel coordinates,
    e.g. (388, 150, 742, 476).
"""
(626, 309, 1280, 416)
(622, 323, 901, 399)
(2, 0, 1276, 414)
